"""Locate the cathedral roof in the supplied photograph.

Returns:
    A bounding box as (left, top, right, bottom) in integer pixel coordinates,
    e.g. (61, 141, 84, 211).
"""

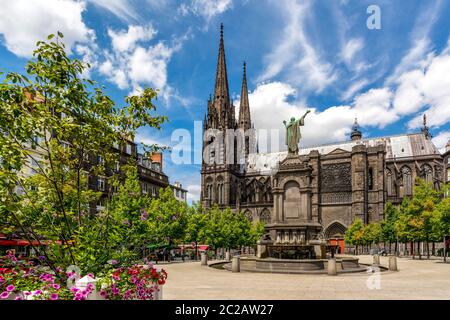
(246, 132, 441, 174)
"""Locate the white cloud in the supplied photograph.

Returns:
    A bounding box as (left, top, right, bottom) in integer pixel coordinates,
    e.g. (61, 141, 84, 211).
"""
(258, 0, 336, 94)
(108, 25, 157, 52)
(86, 0, 138, 21)
(432, 131, 450, 154)
(99, 25, 185, 100)
(341, 38, 364, 65)
(353, 88, 397, 128)
(186, 184, 201, 203)
(0, 0, 94, 58)
(236, 82, 406, 152)
(340, 78, 369, 101)
(178, 0, 233, 22)
(390, 52, 450, 130)
(236, 82, 355, 150)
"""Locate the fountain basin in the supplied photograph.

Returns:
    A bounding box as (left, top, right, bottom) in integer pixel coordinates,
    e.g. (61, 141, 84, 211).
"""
(223, 256, 367, 274)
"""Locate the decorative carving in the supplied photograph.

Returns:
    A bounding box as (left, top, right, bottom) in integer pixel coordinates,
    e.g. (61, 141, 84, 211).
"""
(321, 192, 352, 204)
(320, 163, 351, 192)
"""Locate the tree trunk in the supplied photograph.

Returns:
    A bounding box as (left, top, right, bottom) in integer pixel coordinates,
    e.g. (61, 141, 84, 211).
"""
(418, 241, 421, 260)
(432, 242, 435, 256)
(426, 239, 430, 260)
(411, 242, 415, 259)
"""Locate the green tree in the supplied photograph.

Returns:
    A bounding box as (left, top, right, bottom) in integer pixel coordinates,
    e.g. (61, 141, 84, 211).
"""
(381, 202, 399, 253)
(432, 186, 450, 259)
(147, 187, 188, 248)
(0, 32, 166, 273)
(185, 203, 208, 260)
(344, 218, 364, 254)
(396, 179, 442, 259)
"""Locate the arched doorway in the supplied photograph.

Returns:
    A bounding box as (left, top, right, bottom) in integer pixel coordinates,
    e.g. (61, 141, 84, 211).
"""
(324, 222, 347, 254)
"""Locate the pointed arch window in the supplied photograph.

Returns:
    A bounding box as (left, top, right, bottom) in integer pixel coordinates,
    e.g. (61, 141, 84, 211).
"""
(260, 209, 271, 224)
(421, 164, 433, 184)
(401, 166, 412, 196)
(386, 169, 394, 196)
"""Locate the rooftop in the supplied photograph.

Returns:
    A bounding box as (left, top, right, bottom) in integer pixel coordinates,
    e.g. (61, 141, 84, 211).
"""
(247, 132, 441, 174)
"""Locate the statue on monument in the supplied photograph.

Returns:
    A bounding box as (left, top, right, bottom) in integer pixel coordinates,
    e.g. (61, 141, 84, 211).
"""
(283, 110, 311, 155)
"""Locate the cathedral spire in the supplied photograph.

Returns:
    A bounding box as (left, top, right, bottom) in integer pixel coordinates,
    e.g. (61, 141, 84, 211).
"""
(213, 23, 230, 109)
(421, 113, 431, 139)
(238, 62, 251, 130)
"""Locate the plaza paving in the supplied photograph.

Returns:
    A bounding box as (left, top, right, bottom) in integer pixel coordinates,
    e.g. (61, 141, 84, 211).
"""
(162, 255, 450, 299)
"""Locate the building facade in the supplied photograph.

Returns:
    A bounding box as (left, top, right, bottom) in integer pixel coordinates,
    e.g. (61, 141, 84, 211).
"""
(201, 26, 447, 241)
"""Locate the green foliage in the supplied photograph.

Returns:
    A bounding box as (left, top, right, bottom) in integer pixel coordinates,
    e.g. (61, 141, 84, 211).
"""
(432, 187, 450, 238)
(381, 201, 398, 243)
(344, 218, 364, 246)
(200, 206, 264, 250)
(0, 32, 166, 273)
(147, 187, 188, 246)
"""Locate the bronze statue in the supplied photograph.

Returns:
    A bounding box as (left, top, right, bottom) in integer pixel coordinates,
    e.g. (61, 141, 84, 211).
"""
(283, 110, 311, 155)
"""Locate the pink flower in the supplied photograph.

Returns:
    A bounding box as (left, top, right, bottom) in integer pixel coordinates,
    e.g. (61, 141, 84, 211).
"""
(15, 296, 23, 300)
(50, 293, 59, 300)
(0, 291, 10, 299)
(52, 284, 60, 290)
(6, 285, 15, 292)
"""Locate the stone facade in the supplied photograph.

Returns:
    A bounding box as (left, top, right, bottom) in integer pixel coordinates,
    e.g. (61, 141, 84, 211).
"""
(201, 26, 447, 240)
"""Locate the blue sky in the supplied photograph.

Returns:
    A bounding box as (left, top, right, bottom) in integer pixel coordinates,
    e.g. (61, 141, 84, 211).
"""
(1, 0, 449, 202)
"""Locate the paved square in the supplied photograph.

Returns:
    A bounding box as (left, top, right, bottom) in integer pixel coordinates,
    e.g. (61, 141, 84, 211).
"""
(162, 255, 450, 300)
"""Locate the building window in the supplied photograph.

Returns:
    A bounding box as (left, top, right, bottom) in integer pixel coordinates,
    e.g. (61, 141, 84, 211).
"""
(126, 144, 132, 155)
(421, 164, 433, 184)
(386, 169, 394, 196)
(142, 183, 148, 194)
(368, 168, 374, 190)
(97, 155, 104, 165)
(401, 166, 412, 196)
(98, 177, 105, 191)
(82, 171, 89, 187)
(97, 198, 106, 211)
(152, 162, 161, 172)
(260, 210, 271, 224)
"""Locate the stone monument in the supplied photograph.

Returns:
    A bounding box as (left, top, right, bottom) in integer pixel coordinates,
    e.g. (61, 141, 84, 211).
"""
(264, 110, 322, 253)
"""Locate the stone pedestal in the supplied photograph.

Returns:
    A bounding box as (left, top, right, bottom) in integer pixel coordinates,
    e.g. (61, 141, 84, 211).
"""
(232, 256, 240, 273)
(256, 239, 272, 258)
(389, 256, 398, 271)
(328, 258, 337, 276)
(309, 240, 326, 259)
(373, 254, 380, 265)
(225, 251, 230, 262)
(201, 252, 208, 266)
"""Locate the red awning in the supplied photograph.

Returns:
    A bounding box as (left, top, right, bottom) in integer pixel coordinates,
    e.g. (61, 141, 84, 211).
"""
(198, 245, 209, 251)
(0, 239, 73, 247)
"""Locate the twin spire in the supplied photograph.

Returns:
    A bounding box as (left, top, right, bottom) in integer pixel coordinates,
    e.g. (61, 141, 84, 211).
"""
(213, 24, 230, 104)
(239, 62, 251, 130)
(211, 24, 251, 130)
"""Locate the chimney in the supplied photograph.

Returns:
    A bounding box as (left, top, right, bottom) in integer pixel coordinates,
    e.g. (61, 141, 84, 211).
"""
(150, 152, 163, 170)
